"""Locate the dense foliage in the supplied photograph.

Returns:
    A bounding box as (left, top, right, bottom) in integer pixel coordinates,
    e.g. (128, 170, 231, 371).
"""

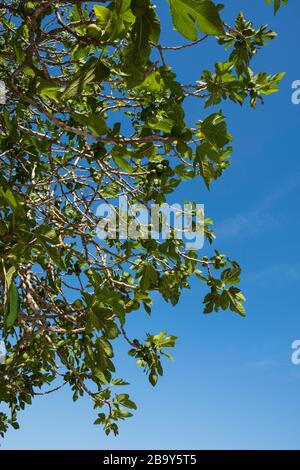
(0, 0, 287, 436)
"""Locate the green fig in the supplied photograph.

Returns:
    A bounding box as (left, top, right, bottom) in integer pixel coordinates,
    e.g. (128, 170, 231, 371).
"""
(131, 5, 148, 17)
(86, 24, 102, 40)
(132, 301, 140, 311)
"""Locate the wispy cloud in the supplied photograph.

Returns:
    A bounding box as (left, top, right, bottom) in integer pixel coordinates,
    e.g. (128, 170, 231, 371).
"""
(244, 263, 300, 284)
(244, 359, 280, 369)
(217, 172, 300, 239)
(217, 209, 274, 238)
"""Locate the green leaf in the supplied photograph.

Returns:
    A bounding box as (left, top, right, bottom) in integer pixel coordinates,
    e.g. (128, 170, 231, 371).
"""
(4, 266, 16, 292)
(227, 288, 246, 317)
(94, 5, 112, 24)
(140, 264, 158, 291)
(5, 282, 20, 328)
(73, 112, 107, 136)
(36, 225, 60, 245)
(221, 267, 241, 285)
(97, 337, 113, 358)
(37, 78, 61, 101)
(113, 156, 133, 173)
(94, 369, 107, 384)
(61, 58, 110, 100)
(104, 322, 121, 339)
(86, 309, 102, 333)
(0, 188, 18, 210)
(265, 0, 288, 14)
(116, 393, 137, 409)
(200, 113, 232, 148)
(43, 245, 66, 271)
(13, 41, 26, 65)
(117, 0, 136, 23)
(147, 112, 174, 133)
(168, 0, 224, 40)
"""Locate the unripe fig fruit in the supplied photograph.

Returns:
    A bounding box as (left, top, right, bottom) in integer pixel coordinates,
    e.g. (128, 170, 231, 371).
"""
(86, 24, 102, 39)
(161, 66, 172, 72)
(131, 5, 148, 17)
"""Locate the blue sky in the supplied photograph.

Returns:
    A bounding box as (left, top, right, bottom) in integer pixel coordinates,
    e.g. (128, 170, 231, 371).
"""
(2, 0, 300, 450)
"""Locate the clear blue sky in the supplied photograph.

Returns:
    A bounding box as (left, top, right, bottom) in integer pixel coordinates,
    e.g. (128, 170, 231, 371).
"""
(2, 1, 300, 450)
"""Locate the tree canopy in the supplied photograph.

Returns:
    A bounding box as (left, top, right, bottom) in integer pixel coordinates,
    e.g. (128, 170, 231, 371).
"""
(0, 0, 287, 436)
